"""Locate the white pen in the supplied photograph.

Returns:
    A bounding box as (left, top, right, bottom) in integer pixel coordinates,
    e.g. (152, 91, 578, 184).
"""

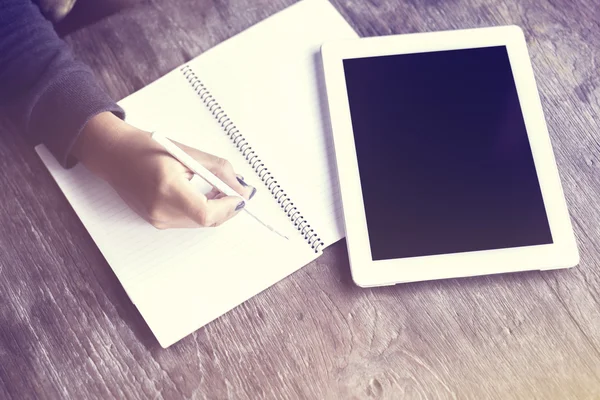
(152, 132, 289, 240)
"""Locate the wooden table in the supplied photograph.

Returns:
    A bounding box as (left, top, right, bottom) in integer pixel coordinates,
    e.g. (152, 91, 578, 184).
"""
(2, 0, 599, 398)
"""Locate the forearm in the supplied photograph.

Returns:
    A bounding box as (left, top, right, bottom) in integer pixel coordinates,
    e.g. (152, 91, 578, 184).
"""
(0, 0, 124, 167)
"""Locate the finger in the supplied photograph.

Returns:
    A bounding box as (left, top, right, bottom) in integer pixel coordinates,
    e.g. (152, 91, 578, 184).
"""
(175, 142, 256, 199)
(150, 216, 201, 230)
(171, 177, 245, 227)
(204, 196, 246, 226)
(144, 200, 197, 229)
(235, 174, 257, 200)
(205, 187, 220, 200)
(209, 191, 227, 200)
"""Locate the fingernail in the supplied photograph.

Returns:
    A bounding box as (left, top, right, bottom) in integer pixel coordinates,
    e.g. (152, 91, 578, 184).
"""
(236, 176, 248, 187)
(249, 187, 257, 200)
(235, 201, 246, 211)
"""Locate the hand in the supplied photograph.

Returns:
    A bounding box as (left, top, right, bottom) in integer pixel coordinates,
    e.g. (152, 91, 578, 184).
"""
(71, 112, 256, 229)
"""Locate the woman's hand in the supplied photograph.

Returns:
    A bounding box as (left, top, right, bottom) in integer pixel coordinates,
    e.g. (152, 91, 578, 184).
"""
(71, 112, 256, 229)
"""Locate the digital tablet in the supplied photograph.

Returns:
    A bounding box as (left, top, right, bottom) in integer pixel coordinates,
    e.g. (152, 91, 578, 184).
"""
(321, 26, 579, 287)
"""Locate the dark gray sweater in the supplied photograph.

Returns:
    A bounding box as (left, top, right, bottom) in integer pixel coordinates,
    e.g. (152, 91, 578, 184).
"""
(0, 0, 125, 167)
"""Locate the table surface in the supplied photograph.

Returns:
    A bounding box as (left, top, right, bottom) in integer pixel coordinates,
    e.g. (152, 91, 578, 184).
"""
(1, 0, 600, 398)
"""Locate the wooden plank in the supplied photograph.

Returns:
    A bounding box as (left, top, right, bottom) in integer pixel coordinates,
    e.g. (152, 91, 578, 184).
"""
(1, 0, 600, 398)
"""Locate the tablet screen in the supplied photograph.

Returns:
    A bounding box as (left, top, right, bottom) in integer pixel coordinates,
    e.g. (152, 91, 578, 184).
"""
(343, 46, 553, 261)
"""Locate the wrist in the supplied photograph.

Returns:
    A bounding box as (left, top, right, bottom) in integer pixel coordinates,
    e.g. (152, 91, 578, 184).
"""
(71, 112, 133, 181)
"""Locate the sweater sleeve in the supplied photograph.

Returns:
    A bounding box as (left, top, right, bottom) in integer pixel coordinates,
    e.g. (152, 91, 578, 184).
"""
(0, 0, 125, 167)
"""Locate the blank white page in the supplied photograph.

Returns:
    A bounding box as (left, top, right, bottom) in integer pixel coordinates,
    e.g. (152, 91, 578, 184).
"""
(184, 0, 358, 247)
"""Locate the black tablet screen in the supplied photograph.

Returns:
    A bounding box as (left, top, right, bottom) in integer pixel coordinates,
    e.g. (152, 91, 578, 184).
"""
(342, 46, 553, 261)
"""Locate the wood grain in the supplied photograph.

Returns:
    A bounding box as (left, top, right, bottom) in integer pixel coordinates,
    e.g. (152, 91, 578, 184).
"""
(1, 0, 600, 398)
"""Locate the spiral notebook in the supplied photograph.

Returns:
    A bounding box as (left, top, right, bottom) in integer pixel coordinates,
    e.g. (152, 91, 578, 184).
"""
(35, 0, 358, 347)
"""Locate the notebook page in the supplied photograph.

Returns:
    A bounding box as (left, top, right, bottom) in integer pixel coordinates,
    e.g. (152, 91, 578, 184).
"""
(184, 0, 358, 247)
(36, 63, 319, 347)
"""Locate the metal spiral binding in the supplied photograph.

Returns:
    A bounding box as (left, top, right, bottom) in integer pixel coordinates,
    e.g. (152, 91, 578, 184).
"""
(181, 65, 324, 253)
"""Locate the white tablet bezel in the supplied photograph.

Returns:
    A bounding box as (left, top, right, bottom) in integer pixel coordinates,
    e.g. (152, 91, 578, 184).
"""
(321, 25, 579, 287)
